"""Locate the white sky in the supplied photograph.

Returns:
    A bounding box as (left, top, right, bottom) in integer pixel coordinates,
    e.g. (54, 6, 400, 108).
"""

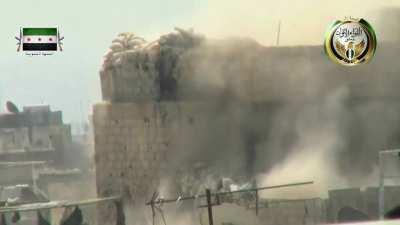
(0, 0, 399, 123)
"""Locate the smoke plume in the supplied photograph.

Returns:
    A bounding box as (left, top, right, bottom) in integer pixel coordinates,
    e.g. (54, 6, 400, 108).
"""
(100, 24, 400, 224)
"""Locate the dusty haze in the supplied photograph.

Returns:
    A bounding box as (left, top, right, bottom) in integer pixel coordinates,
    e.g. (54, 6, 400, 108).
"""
(98, 3, 400, 223)
(192, 0, 400, 46)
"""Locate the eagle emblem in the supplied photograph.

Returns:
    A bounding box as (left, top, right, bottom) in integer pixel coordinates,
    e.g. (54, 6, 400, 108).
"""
(334, 40, 366, 62)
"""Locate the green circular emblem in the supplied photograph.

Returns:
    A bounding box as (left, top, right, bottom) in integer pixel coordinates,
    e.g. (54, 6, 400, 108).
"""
(324, 18, 377, 66)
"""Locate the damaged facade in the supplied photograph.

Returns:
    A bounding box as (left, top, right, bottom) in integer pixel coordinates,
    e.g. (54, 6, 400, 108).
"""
(94, 29, 400, 225)
(0, 104, 97, 224)
(0, 105, 70, 165)
(0, 104, 75, 190)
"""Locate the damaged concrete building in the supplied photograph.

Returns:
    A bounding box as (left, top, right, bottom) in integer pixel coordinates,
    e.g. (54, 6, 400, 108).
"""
(0, 104, 72, 189)
(0, 104, 96, 210)
(0, 104, 70, 165)
(93, 29, 400, 224)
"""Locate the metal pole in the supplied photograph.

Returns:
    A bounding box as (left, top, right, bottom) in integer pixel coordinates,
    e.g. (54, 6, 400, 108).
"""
(276, 20, 281, 46)
(206, 189, 214, 225)
(32, 163, 37, 193)
(379, 152, 384, 220)
(115, 199, 126, 225)
(255, 190, 259, 215)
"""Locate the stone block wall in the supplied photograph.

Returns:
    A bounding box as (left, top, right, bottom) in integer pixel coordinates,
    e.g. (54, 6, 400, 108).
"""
(94, 102, 166, 201)
(93, 101, 186, 225)
(93, 99, 266, 224)
(93, 101, 247, 200)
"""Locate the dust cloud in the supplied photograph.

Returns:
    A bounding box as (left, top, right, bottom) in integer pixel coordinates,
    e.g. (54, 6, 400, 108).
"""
(104, 26, 400, 199)
(157, 30, 400, 199)
(102, 14, 400, 223)
(193, 0, 400, 45)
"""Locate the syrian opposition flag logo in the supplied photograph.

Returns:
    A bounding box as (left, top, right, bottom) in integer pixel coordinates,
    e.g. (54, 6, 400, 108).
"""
(15, 27, 64, 52)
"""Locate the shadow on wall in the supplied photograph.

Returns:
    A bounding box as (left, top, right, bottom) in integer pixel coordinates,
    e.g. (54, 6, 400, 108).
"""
(385, 205, 400, 220)
(337, 206, 369, 223)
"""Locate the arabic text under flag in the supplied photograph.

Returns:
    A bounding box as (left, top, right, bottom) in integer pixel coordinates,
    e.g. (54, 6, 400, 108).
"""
(22, 28, 57, 51)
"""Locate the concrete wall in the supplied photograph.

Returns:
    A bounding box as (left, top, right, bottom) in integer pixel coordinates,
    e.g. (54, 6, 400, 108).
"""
(0, 128, 30, 152)
(326, 187, 398, 222)
(258, 198, 327, 225)
(0, 165, 34, 186)
(254, 187, 400, 224)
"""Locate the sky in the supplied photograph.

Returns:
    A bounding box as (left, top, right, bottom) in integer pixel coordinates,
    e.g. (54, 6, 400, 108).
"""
(0, 0, 399, 125)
